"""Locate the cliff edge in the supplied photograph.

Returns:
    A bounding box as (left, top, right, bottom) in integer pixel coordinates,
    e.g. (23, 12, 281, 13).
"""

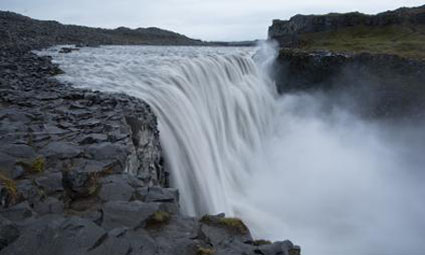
(269, 5, 425, 119)
(0, 11, 300, 255)
(269, 5, 425, 59)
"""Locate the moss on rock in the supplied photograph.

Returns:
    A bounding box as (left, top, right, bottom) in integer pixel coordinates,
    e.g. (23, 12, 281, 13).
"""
(218, 217, 249, 234)
(294, 25, 425, 60)
(0, 172, 18, 203)
(145, 210, 171, 228)
(197, 247, 215, 255)
(30, 156, 45, 173)
(200, 215, 249, 235)
(252, 239, 272, 246)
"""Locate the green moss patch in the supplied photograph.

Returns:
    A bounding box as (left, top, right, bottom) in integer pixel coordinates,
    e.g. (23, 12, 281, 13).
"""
(197, 247, 215, 255)
(200, 215, 249, 235)
(289, 247, 301, 255)
(145, 211, 171, 229)
(17, 156, 46, 174)
(295, 24, 425, 60)
(30, 156, 45, 173)
(0, 173, 18, 202)
(252, 239, 272, 246)
(218, 218, 249, 234)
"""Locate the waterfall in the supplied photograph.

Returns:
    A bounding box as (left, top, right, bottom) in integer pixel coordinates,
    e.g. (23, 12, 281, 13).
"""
(42, 45, 278, 216)
(40, 44, 425, 255)
(154, 54, 278, 215)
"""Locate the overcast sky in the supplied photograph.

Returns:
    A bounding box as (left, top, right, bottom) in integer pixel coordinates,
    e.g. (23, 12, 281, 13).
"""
(1, 0, 423, 41)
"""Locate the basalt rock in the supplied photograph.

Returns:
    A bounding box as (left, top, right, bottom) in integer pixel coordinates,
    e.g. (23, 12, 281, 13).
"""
(0, 216, 19, 251)
(59, 47, 79, 54)
(273, 49, 425, 119)
(269, 5, 425, 47)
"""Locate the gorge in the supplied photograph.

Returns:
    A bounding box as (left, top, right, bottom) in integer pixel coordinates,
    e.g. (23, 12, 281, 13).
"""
(1, 4, 425, 255)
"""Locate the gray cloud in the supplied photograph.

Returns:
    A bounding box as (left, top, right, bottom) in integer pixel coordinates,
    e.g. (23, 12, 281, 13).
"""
(0, 0, 423, 40)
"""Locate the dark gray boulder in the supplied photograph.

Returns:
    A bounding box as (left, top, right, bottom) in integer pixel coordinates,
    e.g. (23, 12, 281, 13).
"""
(16, 180, 42, 204)
(40, 141, 82, 159)
(135, 186, 179, 203)
(62, 159, 119, 199)
(98, 175, 135, 202)
(135, 186, 179, 213)
(85, 142, 127, 161)
(0, 216, 19, 251)
(0, 144, 36, 159)
(120, 228, 158, 254)
(34, 172, 63, 195)
(0, 152, 23, 179)
(198, 214, 252, 247)
(0, 215, 106, 255)
(86, 228, 132, 255)
(101, 200, 161, 230)
(77, 134, 108, 145)
(32, 197, 64, 215)
(253, 240, 301, 255)
(62, 168, 99, 199)
(0, 201, 37, 222)
(59, 47, 79, 54)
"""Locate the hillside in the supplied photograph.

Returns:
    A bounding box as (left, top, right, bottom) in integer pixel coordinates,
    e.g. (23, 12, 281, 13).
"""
(0, 11, 205, 50)
(269, 5, 425, 59)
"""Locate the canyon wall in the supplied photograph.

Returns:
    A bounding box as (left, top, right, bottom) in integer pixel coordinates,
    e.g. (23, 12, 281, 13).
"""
(269, 5, 425, 119)
(269, 5, 425, 47)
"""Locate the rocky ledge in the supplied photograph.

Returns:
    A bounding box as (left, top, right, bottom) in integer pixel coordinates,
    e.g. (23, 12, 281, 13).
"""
(0, 45, 299, 255)
(273, 49, 425, 119)
(269, 5, 425, 49)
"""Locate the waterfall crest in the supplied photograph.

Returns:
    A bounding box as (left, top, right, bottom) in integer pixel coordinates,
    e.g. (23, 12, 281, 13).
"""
(150, 52, 277, 215)
(43, 45, 278, 216)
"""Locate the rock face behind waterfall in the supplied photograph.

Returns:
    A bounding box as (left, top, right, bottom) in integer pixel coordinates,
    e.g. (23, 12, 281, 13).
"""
(273, 49, 425, 119)
(0, 12, 299, 255)
(269, 5, 425, 119)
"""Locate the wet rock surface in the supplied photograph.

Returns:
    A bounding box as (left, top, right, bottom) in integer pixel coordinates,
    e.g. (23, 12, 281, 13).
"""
(274, 49, 425, 119)
(0, 38, 298, 255)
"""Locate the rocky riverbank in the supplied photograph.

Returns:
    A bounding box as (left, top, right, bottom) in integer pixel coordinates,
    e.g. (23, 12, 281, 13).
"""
(0, 13, 299, 255)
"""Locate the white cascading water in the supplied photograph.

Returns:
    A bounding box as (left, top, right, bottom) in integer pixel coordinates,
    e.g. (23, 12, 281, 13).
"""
(40, 45, 278, 216)
(39, 44, 425, 255)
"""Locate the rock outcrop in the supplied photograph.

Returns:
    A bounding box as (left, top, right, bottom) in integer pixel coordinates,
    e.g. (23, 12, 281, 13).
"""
(269, 5, 425, 47)
(269, 5, 425, 119)
(273, 49, 425, 119)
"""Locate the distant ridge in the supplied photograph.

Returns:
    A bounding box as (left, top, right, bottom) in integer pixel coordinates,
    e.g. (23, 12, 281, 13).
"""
(268, 5, 425, 59)
(0, 10, 205, 50)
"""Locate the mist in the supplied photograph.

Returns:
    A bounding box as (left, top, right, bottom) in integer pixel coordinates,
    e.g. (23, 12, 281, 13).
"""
(37, 42, 425, 255)
(238, 88, 425, 254)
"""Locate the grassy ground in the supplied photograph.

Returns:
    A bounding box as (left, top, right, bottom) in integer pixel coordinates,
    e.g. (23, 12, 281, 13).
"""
(297, 24, 425, 60)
